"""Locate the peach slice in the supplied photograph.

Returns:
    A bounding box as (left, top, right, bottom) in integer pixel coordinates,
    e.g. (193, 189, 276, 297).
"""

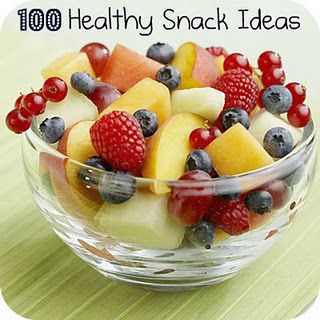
(142, 112, 206, 193)
(171, 42, 219, 90)
(215, 55, 226, 77)
(99, 78, 171, 125)
(47, 120, 103, 220)
(42, 52, 95, 85)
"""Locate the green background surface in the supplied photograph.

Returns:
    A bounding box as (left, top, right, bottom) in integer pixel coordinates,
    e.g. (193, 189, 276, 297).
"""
(1, 0, 320, 319)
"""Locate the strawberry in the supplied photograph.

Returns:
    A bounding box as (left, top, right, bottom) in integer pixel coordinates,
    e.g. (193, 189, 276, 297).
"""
(90, 111, 146, 171)
(206, 197, 250, 235)
(214, 68, 259, 114)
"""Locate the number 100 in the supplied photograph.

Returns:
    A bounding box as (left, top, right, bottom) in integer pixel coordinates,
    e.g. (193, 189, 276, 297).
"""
(18, 8, 62, 31)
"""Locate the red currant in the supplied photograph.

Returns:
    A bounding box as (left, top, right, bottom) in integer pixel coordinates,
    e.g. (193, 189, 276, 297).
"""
(287, 103, 311, 128)
(258, 51, 282, 72)
(224, 53, 252, 73)
(42, 77, 68, 102)
(22, 92, 47, 116)
(14, 94, 25, 109)
(286, 82, 306, 105)
(189, 127, 221, 149)
(261, 68, 286, 87)
(6, 109, 32, 134)
(257, 89, 266, 108)
(80, 42, 110, 77)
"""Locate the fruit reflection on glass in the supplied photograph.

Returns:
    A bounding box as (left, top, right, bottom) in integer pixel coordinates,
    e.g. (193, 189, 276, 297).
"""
(7, 40, 317, 289)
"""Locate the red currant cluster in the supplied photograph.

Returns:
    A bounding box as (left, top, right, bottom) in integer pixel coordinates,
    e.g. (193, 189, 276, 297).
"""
(258, 51, 285, 86)
(6, 77, 68, 134)
(256, 51, 310, 128)
(220, 50, 311, 128)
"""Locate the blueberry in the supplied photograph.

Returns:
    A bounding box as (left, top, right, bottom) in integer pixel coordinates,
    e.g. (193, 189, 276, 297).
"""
(263, 127, 294, 158)
(262, 85, 293, 114)
(245, 190, 273, 214)
(186, 221, 215, 249)
(98, 170, 136, 204)
(222, 108, 250, 131)
(215, 177, 242, 200)
(70, 72, 95, 96)
(39, 117, 65, 144)
(186, 149, 213, 174)
(78, 156, 112, 188)
(85, 156, 112, 171)
(146, 42, 175, 64)
(156, 66, 181, 90)
(133, 109, 158, 137)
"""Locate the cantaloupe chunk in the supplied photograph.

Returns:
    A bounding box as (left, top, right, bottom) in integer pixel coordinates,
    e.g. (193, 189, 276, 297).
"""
(95, 193, 185, 250)
(205, 123, 274, 175)
(42, 52, 95, 84)
(171, 42, 218, 90)
(99, 78, 171, 125)
(101, 44, 163, 92)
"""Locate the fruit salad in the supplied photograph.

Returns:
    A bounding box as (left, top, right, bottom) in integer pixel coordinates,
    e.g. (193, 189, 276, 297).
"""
(6, 41, 313, 250)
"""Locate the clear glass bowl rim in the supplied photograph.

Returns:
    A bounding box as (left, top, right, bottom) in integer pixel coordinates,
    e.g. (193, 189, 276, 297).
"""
(25, 118, 317, 186)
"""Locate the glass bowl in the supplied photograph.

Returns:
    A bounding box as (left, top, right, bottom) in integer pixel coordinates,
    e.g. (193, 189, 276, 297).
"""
(22, 120, 317, 291)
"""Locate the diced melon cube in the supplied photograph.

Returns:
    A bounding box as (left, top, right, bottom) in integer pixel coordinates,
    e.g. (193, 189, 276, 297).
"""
(99, 78, 171, 125)
(101, 44, 163, 92)
(171, 87, 225, 123)
(42, 52, 95, 84)
(205, 123, 274, 175)
(37, 88, 98, 128)
(94, 193, 185, 250)
(249, 110, 302, 146)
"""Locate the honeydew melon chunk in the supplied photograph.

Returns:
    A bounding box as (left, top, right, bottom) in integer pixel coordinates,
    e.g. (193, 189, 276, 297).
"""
(94, 193, 185, 250)
(249, 110, 302, 146)
(42, 52, 95, 84)
(37, 88, 98, 129)
(171, 87, 225, 123)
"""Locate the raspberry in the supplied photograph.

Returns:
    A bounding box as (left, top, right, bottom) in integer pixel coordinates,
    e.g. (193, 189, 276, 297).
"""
(214, 68, 259, 114)
(90, 111, 146, 171)
(206, 46, 228, 58)
(205, 197, 250, 235)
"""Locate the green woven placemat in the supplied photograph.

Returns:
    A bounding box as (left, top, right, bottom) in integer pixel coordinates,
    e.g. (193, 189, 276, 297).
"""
(1, 97, 320, 320)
